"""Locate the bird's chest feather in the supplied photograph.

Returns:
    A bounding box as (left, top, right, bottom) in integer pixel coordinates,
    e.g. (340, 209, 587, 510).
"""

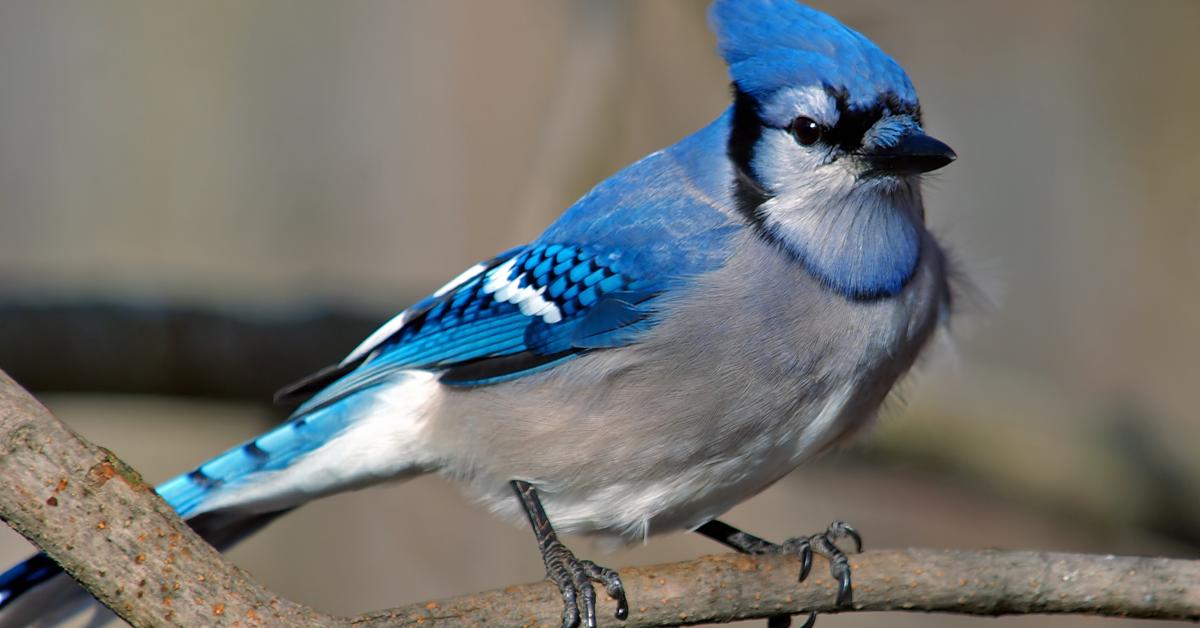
(613, 232, 947, 527)
(664, 230, 943, 422)
(437, 232, 947, 540)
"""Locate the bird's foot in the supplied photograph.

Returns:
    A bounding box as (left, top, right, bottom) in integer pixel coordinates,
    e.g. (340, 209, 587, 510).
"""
(512, 480, 629, 627)
(778, 520, 862, 606)
(541, 537, 629, 628)
(765, 520, 862, 628)
(694, 518, 861, 628)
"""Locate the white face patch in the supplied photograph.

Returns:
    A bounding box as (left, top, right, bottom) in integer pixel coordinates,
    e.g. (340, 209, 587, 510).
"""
(752, 126, 849, 197)
(758, 85, 839, 128)
(754, 128, 922, 296)
(483, 258, 564, 324)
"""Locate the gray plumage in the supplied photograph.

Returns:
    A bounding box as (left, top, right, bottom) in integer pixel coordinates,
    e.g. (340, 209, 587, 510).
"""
(433, 228, 949, 542)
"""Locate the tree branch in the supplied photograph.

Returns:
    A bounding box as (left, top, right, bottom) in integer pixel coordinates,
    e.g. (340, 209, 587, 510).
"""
(0, 369, 331, 625)
(355, 548, 1200, 626)
(1, 369, 1197, 626)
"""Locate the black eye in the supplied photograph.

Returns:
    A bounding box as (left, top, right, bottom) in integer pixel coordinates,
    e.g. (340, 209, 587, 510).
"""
(788, 116, 822, 146)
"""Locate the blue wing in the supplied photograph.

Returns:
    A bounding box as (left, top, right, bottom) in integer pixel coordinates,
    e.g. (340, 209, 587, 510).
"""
(292, 241, 660, 413)
(284, 110, 744, 412)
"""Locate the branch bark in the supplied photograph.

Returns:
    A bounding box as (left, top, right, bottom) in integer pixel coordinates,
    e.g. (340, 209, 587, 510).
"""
(354, 549, 1200, 626)
(1, 369, 1198, 626)
(0, 369, 327, 625)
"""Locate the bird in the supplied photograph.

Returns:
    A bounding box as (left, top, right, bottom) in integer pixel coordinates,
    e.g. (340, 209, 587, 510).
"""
(0, 1, 956, 627)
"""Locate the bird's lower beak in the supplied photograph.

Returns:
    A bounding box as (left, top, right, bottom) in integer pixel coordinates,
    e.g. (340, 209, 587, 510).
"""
(862, 132, 956, 176)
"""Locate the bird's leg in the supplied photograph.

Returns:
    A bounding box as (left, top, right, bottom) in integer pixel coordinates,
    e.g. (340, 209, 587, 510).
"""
(511, 480, 629, 628)
(695, 519, 863, 628)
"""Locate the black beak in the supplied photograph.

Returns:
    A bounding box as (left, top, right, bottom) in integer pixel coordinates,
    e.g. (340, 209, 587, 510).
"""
(862, 132, 956, 176)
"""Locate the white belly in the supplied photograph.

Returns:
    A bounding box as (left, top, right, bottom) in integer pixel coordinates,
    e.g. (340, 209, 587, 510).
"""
(458, 381, 859, 544)
(429, 233, 946, 544)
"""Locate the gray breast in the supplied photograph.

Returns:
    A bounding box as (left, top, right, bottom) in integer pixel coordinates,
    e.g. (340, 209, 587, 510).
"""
(431, 229, 949, 539)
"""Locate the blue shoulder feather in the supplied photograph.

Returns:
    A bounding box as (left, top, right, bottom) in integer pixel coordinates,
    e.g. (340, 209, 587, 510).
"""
(296, 242, 658, 410)
(295, 111, 742, 409)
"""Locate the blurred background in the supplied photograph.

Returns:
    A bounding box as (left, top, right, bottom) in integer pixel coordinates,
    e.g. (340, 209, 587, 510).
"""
(1, 1, 1197, 626)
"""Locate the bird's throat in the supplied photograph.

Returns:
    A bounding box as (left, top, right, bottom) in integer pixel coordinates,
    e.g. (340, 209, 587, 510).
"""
(755, 187, 922, 300)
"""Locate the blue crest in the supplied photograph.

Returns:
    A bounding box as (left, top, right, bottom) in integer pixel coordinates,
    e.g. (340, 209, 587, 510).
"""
(708, 0, 917, 110)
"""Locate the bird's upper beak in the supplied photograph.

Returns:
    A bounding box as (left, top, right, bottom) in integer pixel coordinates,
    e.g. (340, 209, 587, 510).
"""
(862, 132, 956, 176)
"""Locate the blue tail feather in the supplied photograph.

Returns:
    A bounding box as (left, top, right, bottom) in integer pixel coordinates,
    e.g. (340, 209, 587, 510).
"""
(156, 395, 366, 517)
(0, 554, 57, 611)
(1, 395, 370, 615)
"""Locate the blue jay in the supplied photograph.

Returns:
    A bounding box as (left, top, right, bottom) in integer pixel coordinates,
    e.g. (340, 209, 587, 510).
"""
(0, 1, 955, 627)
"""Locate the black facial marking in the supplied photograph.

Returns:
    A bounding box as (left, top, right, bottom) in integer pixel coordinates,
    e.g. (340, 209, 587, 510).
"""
(725, 84, 921, 228)
(824, 88, 920, 152)
(727, 86, 773, 224)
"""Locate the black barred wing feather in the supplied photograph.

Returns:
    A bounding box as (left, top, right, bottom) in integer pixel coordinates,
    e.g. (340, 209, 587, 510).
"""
(287, 243, 659, 414)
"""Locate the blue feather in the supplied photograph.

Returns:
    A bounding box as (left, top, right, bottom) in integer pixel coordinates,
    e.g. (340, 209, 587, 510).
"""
(572, 292, 657, 349)
(708, 0, 916, 109)
(156, 395, 374, 516)
(321, 112, 746, 391)
(0, 554, 57, 610)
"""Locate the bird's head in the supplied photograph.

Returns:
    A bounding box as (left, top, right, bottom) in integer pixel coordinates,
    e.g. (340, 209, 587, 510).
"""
(709, 0, 955, 298)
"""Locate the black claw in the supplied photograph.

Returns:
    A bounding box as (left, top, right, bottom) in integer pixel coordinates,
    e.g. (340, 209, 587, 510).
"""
(767, 614, 792, 628)
(693, 518, 860, 626)
(798, 544, 813, 582)
(808, 520, 859, 608)
(513, 481, 628, 626)
(834, 521, 863, 553)
(613, 589, 629, 620)
(607, 583, 629, 621)
(778, 537, 813, 584)
(835, 569, 853, 607)
(560, 583, 580, 628)
(581, 559, 629, 621)
(580, 582, 597, 628)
